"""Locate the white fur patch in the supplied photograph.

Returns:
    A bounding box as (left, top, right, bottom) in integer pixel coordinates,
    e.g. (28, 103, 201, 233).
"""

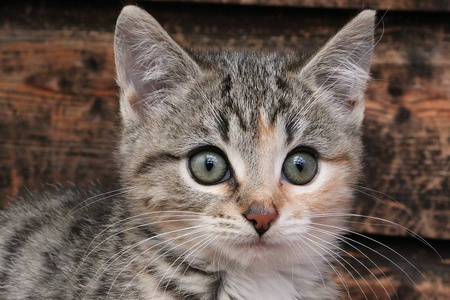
(219, 268, 299, 300)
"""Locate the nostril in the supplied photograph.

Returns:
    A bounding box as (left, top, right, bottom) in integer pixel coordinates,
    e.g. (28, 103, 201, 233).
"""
(248, 218, 258, 227)
(244, 207, 278, 237)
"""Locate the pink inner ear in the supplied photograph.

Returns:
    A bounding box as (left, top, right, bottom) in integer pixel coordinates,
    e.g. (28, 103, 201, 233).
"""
(127, 91, 145, 118)
(348, 100, 357, 110)
(128, 91, 139, 107)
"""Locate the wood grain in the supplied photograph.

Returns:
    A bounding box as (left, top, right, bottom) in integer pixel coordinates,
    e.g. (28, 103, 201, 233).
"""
(147, 0, 450, 12)
(338, 235, 449, 299)
(0, 2, 449, 241)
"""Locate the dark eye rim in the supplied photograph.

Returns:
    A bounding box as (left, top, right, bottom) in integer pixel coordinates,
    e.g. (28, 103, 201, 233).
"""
(282, 147, 319, 185)
(187, 146, 233, 186)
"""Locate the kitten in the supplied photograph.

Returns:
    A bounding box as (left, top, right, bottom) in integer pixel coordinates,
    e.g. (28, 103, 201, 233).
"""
(0, 6, 375, 300)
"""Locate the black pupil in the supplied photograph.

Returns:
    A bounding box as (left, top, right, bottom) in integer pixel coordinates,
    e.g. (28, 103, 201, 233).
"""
(294, 156, 305, 172)
(205, 155, 216, 172)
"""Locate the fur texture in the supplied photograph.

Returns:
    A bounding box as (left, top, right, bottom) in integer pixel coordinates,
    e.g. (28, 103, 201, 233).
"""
(0, 6, 375, 299)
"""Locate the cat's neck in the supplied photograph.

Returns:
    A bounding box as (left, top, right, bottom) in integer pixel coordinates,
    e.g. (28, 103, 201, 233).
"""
(219, 267, 299, 300)
(218, 263, 336, 300)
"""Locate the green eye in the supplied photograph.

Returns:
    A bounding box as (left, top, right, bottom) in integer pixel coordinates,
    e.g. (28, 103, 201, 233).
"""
(282, 150, 318, 185)
(189, 150, 230, 185)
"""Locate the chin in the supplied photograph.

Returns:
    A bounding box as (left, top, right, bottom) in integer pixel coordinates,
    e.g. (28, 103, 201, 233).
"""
(214, 237, 294, 270)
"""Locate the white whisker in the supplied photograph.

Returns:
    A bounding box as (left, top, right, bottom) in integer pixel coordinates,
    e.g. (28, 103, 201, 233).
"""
(301, 237, 352, 299)
(303, 235, 370, 300)
(309, 221, 434, 300)
(306, 230, 391, 299)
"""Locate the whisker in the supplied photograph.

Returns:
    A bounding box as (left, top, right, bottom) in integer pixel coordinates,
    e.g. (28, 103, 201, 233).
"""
(312, 227, 399, 299)
(352, 188, 413, 220)
(85, 210, 205, 252)
(353, 185, 408, 208)
(309, 222, 434, 300)
(156, 233, 213, 297)
(83, 225, 209, 295)
(180, 234, 218, 279)
(162, 234, 218, 298)
(306, 229, 393, 299)
(66, 187, 136, 217)
(215, 235, 235, 273)
(117, 231, 211, 299)
(301, 238, 352, 300)
(74, 216, 205, 279)
(340, 219, 402, 228)
(303, 235, 370, 300)
(284, 240, 298, 284)
(310, 213, 441, 259)
(291, 240, 327, 288)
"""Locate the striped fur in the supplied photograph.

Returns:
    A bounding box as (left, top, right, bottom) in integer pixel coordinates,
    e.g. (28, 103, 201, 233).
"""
(0, 6, 375, 299)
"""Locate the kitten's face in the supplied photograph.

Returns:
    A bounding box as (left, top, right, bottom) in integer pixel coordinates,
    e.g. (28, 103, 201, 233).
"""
(115, 7, 374, 269)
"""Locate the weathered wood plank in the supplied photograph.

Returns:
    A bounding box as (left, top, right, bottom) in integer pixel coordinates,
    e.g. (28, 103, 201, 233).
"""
(338, 235, 449, 299)
(0, 30, 119, 207)
(0, 3, 449, 240)
(147, 0, 450, 12)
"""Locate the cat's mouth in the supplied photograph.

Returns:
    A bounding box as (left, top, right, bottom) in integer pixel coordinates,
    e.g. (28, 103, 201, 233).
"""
(235, 239, 276, 252)
(223, 238, 285, 265)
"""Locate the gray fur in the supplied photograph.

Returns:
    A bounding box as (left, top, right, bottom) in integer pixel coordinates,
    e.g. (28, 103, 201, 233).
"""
(0, 6, 375, 299)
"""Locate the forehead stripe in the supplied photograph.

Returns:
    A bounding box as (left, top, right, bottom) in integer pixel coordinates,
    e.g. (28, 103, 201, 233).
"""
(221, 74, 232, 98)
(136, 153, 179, 175)
(217, 113, 230, 142)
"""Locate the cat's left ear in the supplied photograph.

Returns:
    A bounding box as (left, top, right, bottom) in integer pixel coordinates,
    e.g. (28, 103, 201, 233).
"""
(299, 10, 376, 126)
(114, 6, 202, 126)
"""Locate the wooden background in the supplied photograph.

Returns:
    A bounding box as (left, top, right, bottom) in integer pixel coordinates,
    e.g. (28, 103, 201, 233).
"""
(0, 0, 448, 298)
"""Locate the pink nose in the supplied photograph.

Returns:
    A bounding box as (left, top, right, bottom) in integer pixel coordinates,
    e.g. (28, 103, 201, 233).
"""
(244, 205, 278, 237)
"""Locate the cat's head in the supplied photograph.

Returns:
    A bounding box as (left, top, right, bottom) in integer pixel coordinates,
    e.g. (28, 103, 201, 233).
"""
(114, 6, 375, 269)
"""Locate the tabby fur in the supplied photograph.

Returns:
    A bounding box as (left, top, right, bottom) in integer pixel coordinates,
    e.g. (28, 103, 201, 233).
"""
(0, 6, 375, 299)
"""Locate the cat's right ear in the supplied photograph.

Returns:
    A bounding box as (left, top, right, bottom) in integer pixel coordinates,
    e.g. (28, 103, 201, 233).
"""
(114, 6, 202, 126)
(299, 10, 376, 126)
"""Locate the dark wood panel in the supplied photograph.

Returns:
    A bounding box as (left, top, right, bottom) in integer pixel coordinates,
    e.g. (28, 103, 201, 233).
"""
(0, 2, 449, 241)
(147, 0, 450, 12)
(0, 29, 119, 207)
(338, 235, 449, 299)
